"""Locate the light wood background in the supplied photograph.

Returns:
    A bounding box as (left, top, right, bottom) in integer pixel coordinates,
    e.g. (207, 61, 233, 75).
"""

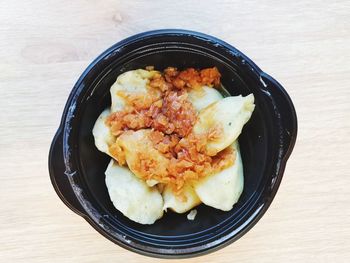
(1, 0, 349, 262)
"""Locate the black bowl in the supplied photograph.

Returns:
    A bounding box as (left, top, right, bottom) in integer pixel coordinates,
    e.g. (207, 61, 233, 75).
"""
(49, 29, 297, 258)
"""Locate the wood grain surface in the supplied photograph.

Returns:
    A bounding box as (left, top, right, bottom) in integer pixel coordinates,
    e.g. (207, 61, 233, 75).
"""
(1, 0, 349, 262)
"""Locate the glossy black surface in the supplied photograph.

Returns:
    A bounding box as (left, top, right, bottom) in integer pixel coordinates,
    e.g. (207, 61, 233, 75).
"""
(49, 29, 297, 258)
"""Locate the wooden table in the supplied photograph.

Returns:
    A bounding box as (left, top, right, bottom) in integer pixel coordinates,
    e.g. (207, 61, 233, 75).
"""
(1, 1, 349, 262)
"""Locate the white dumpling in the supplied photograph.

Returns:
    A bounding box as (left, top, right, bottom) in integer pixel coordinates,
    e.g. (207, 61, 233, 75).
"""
(92, 109, 115, 157)
(187, 86, 223, 111)
(115, 129, 167, 185)
(110, 69, 160, 112)
(193, 94, 255, 156)
(194, 142, 244, 211)
(105, 160, 164, 224)
(162, 184, 201, 213)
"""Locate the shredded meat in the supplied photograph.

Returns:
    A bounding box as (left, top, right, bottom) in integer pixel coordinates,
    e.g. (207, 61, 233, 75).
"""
(163, 67, 221, 89)
(106, 89, 196, 137)
(147, 130, 235, 197)
(106, 67, 233, 198)
(156, 90, 196, 137)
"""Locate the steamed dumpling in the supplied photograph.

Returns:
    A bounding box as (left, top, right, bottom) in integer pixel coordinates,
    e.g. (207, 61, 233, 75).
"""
(162, 184, 201, 213)
(115, 129, 168, 185)
(193, 94, 255, 156)
(105, 160, 164, 224)
(92, 109, 115, 157)
(194, 141, 243, 211)
(187, 86, 223, 111)
(110, 69, 160, 112)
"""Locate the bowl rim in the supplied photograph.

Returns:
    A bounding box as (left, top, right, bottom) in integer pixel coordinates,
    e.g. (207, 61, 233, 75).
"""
(49, 29, 297, 258)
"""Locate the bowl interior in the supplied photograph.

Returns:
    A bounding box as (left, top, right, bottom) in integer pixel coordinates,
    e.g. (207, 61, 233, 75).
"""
(76, 49, 270, 241)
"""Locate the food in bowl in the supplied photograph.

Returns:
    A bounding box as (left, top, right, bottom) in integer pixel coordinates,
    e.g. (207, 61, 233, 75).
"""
(92, 67, 255, 224)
